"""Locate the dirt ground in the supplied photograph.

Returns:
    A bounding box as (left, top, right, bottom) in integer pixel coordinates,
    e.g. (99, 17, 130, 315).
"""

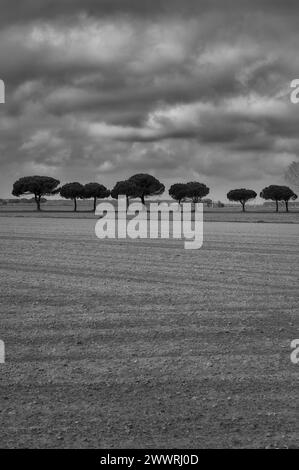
(1, 201, 299, 224)
(0, 216, 298, 448)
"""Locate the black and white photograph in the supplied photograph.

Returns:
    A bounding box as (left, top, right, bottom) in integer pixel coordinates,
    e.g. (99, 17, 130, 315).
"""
(0, 0, 298, 456)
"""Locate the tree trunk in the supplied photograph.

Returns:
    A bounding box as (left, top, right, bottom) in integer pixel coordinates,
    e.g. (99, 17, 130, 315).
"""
(285, 200, 289, 212)
(93, 197, 97, 212)
(241, 201, 245, 212)
(126, 195, 129, 208)
(141, 194, 145, 205)
(74, 198, 77, 212)
(275, 200, 279, 212)
(35, 195, 41, 211)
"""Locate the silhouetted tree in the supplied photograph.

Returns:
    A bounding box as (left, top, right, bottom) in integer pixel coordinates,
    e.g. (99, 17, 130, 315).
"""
(169, 183, 188, 204)
(60, 182, 85, 212)
(128, 174, 165, 205)
(169, 182, 209, 204)
(260, 185, 298, 212)
(84, 183, 110, 211)
(12, 176, 60, 211)
(185, 182, 210, 203)
(111, 180, 138, 207)
(227, 188, 257, 212)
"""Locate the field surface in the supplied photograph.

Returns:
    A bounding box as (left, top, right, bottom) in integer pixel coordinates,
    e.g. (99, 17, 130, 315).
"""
(1, 200, 299, 224)
(0, 216, 298, 448)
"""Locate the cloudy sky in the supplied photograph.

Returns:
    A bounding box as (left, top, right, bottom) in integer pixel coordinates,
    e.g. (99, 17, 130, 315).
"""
(1, 0, 299, 199)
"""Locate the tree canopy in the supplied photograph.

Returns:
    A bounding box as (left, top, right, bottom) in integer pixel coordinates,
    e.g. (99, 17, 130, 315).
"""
(260, 185, 298, 212)
(60, 182, 85, 212)
(12, 175, 60, 210)
(227, 188, 257, 212)
(84, 183, 110, 211)
(185, 182, 210, 203)
(169, 183, 188, 204)
(169, 181, 210, 203)
(111, 180, 138, 206)
(128, 174, 165, 205)
(169, 182, 209, 204)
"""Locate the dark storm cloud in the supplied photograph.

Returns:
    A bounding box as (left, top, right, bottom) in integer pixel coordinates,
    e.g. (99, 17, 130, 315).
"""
(1, 0, 299, 198)
(2, 0, 299, 25)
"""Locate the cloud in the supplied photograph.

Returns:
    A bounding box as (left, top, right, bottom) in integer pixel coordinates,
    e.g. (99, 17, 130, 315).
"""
(1, 1, 299, 199)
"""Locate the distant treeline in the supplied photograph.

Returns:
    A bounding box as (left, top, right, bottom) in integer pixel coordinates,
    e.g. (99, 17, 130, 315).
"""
(10, 174, 298, 213)
(0, 197, 48, 205)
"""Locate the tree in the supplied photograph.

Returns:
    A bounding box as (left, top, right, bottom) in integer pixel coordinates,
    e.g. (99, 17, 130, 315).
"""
(227, 188, 257, 212)
(169, 181, 209, 204)
(12, 176, 60, 211)
(128, 174, 165, 205)
(282, 188, 298, 212)
(60, 182, 85, 212)
(169, 183, 188, 204)
(260, 185, 298, 212)
(84, 183, 110, 212)
(111, 180, 138, 208)
(285, 161, 299, 190)
(185, 182, 210, 203)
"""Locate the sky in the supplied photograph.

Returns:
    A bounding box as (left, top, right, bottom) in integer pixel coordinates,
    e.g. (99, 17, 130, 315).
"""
(1, 0, 299, 200)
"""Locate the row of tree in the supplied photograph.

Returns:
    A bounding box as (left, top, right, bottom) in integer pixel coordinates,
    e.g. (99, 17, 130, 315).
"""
(227, 187, 298, 212)
(12, 174, 165, 212)
(12, 174, 298, 212)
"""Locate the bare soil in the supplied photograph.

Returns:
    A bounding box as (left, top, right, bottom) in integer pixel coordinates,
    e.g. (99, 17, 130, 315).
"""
(0, 216, 298, 448)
